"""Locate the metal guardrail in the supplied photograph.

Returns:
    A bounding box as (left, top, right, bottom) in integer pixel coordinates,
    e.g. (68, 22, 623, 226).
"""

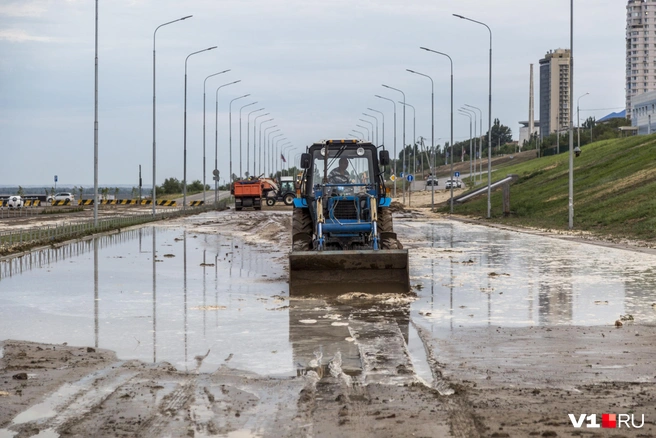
(0, 198, 230, 254)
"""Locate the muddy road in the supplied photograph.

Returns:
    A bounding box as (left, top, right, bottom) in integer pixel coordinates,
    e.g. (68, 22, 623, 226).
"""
(1, 207, 656, 437)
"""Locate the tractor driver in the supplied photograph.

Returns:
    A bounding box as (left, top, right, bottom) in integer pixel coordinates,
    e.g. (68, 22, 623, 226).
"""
(328, 157, 350, 184)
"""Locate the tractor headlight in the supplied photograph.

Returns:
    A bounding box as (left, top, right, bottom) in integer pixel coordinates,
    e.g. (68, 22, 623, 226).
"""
(357, 147, 365, 156)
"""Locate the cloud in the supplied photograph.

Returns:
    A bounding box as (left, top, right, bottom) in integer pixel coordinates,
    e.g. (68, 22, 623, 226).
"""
(0, 29, 53, 43)
(0, 1, 47, 17)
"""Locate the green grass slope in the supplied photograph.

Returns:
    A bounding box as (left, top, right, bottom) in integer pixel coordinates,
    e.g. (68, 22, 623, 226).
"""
(451, 135, 656, 241)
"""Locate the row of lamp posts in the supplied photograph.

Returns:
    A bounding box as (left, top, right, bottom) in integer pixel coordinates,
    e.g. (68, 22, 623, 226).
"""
(152, 16, 293, 214)
(145, 9, 578, 224)
(354, 14, 492, 217)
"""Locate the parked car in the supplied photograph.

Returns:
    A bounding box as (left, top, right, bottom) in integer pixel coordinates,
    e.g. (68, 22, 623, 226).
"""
(445, 179, 462, 189)
(47, 192, 75, 203)
(426, 178, 438, 187)
(6, 195, 24, 209)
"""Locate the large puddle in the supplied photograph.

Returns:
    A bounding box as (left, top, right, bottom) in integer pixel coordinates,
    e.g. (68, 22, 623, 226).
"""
(1, 212, 655, 377)
(400, 218, 656, 332)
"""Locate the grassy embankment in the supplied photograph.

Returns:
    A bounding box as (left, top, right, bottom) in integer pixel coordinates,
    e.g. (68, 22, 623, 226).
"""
(448, 135, 656, 242)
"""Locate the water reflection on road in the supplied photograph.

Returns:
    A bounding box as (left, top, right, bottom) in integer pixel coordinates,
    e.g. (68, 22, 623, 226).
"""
(1, 214, 655, 378)
(400, 218, 656, 333)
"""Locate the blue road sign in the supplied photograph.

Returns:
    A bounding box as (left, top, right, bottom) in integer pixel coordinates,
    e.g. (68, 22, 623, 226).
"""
(54, 175, 58, 183)
(454, 171, 460, 178)
(406, 174, 414, 182)
(399, 172, 404, 178)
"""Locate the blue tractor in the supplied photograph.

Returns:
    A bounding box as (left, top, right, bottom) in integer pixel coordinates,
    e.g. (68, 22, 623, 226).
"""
(289, 140, 409, 295)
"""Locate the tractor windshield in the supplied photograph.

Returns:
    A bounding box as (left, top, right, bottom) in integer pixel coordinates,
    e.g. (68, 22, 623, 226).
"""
(308, 147, 374, 189)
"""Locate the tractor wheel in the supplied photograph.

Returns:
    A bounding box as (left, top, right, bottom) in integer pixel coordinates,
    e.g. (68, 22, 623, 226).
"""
(266, 197, 276, 207)
(283, 193, 295, 206)
(377, 208, 403, 250)
(292, 208, 313, 251)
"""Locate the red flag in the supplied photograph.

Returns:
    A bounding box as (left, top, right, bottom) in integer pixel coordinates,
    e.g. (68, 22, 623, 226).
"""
(280, 153, 286, 163)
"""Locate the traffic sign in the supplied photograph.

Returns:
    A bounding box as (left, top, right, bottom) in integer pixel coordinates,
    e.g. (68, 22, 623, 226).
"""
(54, 175, 58, 183)
(390, 174, 396, 181)
(454, 171, 460, 178)
(399, 172, 404, 178)
(406, 174, 414, 182)
(213, 169, 219, 177)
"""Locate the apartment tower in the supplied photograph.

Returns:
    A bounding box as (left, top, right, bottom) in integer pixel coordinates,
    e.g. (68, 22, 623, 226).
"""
(626, 0, 656, 118)
(539, 49, 571, 138)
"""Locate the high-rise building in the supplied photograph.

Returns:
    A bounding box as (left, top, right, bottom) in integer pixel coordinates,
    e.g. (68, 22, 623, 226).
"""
(626, 0, 656, 119)
(539, 49, 571, 139)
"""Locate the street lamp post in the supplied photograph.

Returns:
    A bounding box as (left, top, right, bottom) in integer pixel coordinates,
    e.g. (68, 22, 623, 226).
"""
(247, 107, 265, 177)
(214, 80, 240, 205)
(374, 95, 397, 197)
(358, 119, 374, 143)
(453, 14, 492, 218)
(362, 113, 378, 145)
(398, 102, 415, 177)
(577, 92, 589, 151)
(367, 108, 385, 148)
(464, 104, 483, 182)
(382, 85, 406, 204)
(407, 68, 435, 210)
(282, 145, 294, 175)
(152, 14, 192, 217)
(420, 47, 454, 213)
(569, 0, 575, 229)
(184, 46, 217, 211)
(258, 119, 274, 175)
(270, 133, 284, 176)
(356, 124, 370, 141)
(239, 101, 257, 178)
(351, 130, 365, 140)
(229, 94, 250, 183)
(203, 69, 230, 205)
(458, 109, 473, 182)
(253, 113, 271, 177)
(274, 138, 287, 176)
(263, 125, 278, 175)
(460, 107, 477, 181)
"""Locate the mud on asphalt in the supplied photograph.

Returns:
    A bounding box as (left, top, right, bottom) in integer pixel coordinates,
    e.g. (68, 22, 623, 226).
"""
(1, 207, 656, 437)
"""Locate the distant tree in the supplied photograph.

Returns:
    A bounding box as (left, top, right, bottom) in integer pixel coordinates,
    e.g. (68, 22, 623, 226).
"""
(114, 187, 119, 200)
(131, 187, 137, 199)
(187, 180, 204, 192)
(78, 186, 84, 200)
(17, 186, 24, 196)
(484, 118, 513, 147)
(582, 116, 596, 130)
(160, 177, 182, 194)
(101, 187, 109, 200)
(231, 173, 239, 182)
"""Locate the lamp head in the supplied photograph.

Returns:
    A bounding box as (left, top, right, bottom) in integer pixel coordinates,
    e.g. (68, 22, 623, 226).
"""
(453, 14, 465, 19)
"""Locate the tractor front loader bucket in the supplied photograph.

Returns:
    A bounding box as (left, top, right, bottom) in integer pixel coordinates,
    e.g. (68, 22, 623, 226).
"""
(289, 249, 410, 296)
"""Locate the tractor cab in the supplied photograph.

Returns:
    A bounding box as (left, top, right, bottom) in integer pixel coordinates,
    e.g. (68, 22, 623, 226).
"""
(298, 140, 390, 251)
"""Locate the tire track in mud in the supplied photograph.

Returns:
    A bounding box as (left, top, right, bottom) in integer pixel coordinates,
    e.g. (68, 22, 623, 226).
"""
(137, 376, 196, 437)
(1, 362, 139, 437)
(412, 322, 484, 438)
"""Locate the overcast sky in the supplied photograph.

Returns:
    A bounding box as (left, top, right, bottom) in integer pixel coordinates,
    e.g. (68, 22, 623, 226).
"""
(0, 0, 626, 187)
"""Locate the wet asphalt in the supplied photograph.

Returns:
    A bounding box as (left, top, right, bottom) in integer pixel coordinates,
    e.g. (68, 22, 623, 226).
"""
(1, 210, 655, 379)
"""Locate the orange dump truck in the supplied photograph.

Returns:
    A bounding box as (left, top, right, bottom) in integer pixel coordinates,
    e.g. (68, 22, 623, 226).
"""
(230, 179, 278, 211)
